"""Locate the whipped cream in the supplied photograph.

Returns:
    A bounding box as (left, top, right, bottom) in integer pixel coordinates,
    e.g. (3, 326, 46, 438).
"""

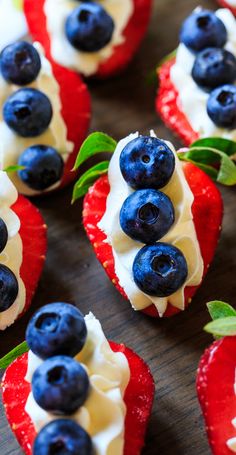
(225, 1, 236, 7)
(0, 171, 26, 330)
(227, 369, 236, 452)
(25, 312, 130, 455)
(44, 0, 134, 76)
(0, 0, 27, 51)
(170, 8, 236, 139)
(0, 42, 73, 196)
(98, 132, 204, 317)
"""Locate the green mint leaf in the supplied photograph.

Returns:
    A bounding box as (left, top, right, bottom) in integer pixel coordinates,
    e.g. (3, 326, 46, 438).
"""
(0, 341, 29, 369)
(73, 132, 117, 170)
(157, 49, 177, 72)
(204, 317, 236, 337)
(178, 152, 218, 179)
(3, 165, 25, 173)
(12, 0, 23, 11)
(72, 161, 109, 203)
(207, 301, 236, 321)
(191, 137, 236, 158)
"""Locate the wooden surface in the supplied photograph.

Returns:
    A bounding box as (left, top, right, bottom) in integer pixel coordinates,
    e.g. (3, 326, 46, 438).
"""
(0, 0, 235, 453)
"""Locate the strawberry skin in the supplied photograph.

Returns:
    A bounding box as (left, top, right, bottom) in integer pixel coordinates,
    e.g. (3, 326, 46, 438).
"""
(83, 163, 223, 318)
(217, 0, 236, 16)
(156, 58, 199, 147)
(11, 195, 47, 319)
(2, 344, 154, 455)
(24, 0, 153, 78)
(197, 337, 236, 455)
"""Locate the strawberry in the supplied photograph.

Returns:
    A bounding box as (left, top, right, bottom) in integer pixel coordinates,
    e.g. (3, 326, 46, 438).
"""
(82, 161, 223, 318)
(217, 0, 236, 16)
(197, 301, 236, 455)
(156, 57, 199, 147)
(13, 195, 47, 318)
(23, 0, 153, 78)
(2, 343, 154, 455)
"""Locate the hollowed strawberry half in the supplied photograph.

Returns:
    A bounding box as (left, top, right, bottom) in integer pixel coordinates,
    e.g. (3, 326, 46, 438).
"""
(2, 343, 155, 455)
(83, 162, 223, 317)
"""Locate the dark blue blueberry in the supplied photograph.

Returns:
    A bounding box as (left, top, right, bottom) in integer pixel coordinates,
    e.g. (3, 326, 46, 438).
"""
(26, 303, 87, 360)
(0, 218, 8, 253)
(192, 48, 236, 91)
(0, 41, 41, 86)
(207, 84, 236, 129)
(65, 3, 114, 52)
(32, 356, 89, 415)
(3, 88, 52, 137)
(0, 265, 18, 313)
(120, 189, 175, 244)
(180, 9, 227, 53)
(119, 136, 175, 190)
(132, 243, 188, 297)
(18, 145, 64, 191)
(33, 419, 93, 455)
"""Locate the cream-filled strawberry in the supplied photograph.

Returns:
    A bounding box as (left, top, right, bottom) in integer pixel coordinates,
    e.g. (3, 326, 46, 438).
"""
(156, 8, 236, 146)
(217, 1, 236, 16)
(0, 170, 46, 329)
(1, 302, 154, 454)
(24, 0, 153, 78)
(197, 301, 236, 455)
(0, 40, 90, 195)
(72, 131, 223, 318)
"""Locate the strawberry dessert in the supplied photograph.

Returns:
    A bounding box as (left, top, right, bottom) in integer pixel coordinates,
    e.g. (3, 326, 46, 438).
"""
(1, 302, 154, 454)
(197, 301, 236, 455)
(73, 131, 223, 318)
(156, 7, 236, 146)
(0, 39, 90, 195)
(24, 0, 153, 78)
(0, 170, 46, 330)
(217, 1, 236, 16)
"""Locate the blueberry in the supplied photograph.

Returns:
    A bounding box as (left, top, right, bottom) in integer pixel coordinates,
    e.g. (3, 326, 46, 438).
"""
(207, 84, 236, 129)
(0, 218, 8, 253)
(33, 419, 93, 455)
(0, 41, 41, 86)
(120, 189, 175, 244)
(18, 145, 64, 191)
(120, 136, 175, 190)
(65, 3, 114, 52)
(26, 303, 87, 360)
(180, 10, 227, 53)
(3, 88, 52, 137)
(0, 265, 18, 313)
(133, 243, 188, 297)
(32, 356, 89, 415)
(192, 48, 236, 91)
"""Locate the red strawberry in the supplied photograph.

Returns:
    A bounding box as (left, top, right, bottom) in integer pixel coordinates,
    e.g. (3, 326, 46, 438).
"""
(83, 162, 223, 318)
(2, 344, 154, 455)
(217, 0, 236, 16)
(156, 58, 199, 147)
(13, 195, 47, 318)
(23, 0, 153, 78)
(197, 336, 236, 455)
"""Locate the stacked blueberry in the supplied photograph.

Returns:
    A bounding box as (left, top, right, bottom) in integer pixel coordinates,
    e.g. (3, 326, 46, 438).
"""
(0, 218, 19, 313)
(0, 41, 64, 190)
(65, 2, 114, 53)
(119, 136, 188, 298)
(180, 10, 236, 129)
(25, 302, 93, 455)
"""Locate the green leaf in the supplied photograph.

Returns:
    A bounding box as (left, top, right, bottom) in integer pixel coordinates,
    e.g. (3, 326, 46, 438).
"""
(12, 0, 23, 11)
(72, 161, 109, 203)
(204, 317, 236, 337)
(73, 132, 117, 170)
(192, 137, 236, 158)
(3, 165, 25, 173)
(207, 301, 236, 321)
(0, 341, 29, 369)
(178, 152, 218, 179)
(157, 49, 177, 72)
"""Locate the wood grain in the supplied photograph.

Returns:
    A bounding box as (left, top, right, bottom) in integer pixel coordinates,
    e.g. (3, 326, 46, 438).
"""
(0, 0, 235, 454)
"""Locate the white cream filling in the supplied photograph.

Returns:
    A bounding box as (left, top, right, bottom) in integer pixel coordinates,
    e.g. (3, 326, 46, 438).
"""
(98, 131, 204, 317)
(227, 369, 236, 452)
(0, 42, 73, 196)
(225, 1, 236, 7)
(0, 0, 28, 51)
(0, 171, 26, 330)
(44, 0, 134, 76)
(170, 8, 236, 139)
(25, 312, 130, 455)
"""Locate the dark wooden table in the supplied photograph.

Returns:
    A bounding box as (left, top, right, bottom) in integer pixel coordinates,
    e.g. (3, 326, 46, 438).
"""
(1, 0, 235, 453)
